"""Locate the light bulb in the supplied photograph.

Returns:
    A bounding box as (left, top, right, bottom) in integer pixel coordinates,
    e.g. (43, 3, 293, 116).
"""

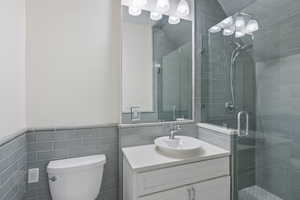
(235, 16, 245, 28)
(222, 25, 235, 36)
(128, 7, 142, 16)
(150, 12, 162, 21)
(132, 0, 147, 8)
(220, 16, 233, 28)
(157, 0, 170, 13)
(246, 19, 259, 33)
(223, 28, 234, 36)
(176, 0, 190, 17)
(209, 25, 221, 33)
(235, 31, 245, 38)
(168, 16, 180, 24)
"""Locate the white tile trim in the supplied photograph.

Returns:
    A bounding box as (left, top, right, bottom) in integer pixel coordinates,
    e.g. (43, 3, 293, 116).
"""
(197, 123, 236, 135)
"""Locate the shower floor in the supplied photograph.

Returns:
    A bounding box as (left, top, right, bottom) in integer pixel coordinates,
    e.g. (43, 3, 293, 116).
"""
(239, 185, 283, 200)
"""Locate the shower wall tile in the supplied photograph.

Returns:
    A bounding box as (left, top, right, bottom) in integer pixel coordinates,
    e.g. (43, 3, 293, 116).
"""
(24, 127, 118, 200)
(196, 0, 226, 23)
(0, 134, 27, 200)
(194, 0, 236, 123)
(197, 126, 232, 150)
(255, 54, 300, 199)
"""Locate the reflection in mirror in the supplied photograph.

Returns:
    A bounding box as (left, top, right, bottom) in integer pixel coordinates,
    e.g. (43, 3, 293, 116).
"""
(121, 0, 194, 124)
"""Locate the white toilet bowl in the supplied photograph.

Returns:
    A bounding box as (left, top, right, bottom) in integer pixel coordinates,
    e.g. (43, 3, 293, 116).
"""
(47, 154, 106, 200)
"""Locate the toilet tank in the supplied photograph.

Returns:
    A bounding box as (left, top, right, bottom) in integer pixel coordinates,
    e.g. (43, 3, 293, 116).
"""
(47, 154, 106, 200)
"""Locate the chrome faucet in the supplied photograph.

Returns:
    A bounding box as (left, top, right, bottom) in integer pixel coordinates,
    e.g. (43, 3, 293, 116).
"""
(169, 124, 182, 139)
(237, 111, 249, 136)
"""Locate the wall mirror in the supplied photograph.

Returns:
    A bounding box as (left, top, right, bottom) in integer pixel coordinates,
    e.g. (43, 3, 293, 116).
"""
(121, 0, 194, 124)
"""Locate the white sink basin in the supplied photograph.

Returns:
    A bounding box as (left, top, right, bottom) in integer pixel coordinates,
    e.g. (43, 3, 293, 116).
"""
(154, 136, 202, 157)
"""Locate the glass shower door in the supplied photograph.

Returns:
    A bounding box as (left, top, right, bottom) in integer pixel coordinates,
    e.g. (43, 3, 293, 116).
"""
(231, 0, 300, 199)
(232, 131, 258, 200)
(200, 0, 300, 199)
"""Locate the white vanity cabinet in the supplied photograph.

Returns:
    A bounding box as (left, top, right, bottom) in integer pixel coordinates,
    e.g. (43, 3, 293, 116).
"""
(138, 176, 230, 200)
(122, 143, 231, 200)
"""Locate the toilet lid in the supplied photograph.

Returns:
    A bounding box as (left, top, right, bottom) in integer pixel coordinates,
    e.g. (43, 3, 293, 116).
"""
(47, 154, 106, 173)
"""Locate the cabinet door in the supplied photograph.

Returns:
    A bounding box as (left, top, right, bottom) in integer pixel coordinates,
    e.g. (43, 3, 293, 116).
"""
(193, 176, 230, 200)
(136, 157, 229, 195)
(139, 186, 191, 200)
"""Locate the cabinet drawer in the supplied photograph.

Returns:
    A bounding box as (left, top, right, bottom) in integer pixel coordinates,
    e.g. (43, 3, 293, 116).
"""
(136, 157, 229, 196)
(138, 186, 190, 200)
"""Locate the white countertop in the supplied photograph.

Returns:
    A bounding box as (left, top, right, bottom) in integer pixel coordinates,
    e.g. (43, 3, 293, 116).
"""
(122, 140, 230, 172)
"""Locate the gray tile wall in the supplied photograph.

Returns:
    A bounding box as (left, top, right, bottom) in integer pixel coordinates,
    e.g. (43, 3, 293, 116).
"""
(118, 123, 197, 200)
(0, 125, 202, 200)
(0, 134, 27, 200)
(255, 54, 300, 199)
(24, 127, 118, 200)
(197, 127, 232, 151)
(195, 0, 256, 130)
(194, 0, 227, 122)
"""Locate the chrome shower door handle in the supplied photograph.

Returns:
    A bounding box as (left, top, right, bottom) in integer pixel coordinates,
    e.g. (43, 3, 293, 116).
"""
(237, 111, 249, 136)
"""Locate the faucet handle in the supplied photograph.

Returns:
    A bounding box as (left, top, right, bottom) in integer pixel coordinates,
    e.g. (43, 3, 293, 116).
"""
(175, 124, 182, 130)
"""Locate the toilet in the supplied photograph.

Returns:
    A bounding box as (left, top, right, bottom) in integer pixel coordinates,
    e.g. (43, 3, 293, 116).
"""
(47, 154, 106, 200)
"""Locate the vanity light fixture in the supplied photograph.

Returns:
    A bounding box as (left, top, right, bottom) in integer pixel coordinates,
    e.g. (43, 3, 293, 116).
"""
(128, 0, 191, 23)
(150, 12, 163, 21)
(209, 13, 260, 38)
(235, 31, 245, 38)
(168, 15, 180, 24)
(220, 16, 233, 27)
(128, 6, 142, 16)
(157, 0, 170, 13)
(235, 16, 246, 29)
(246, 19, 259, 33)
(209, 25, 222, 33)
(223, 26, 235, 36)
(131, 0, 147, 8)
(176, 0, 190, 17)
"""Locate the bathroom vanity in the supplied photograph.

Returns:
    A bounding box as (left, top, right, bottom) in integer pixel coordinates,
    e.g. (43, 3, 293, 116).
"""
(122, 140, 230, 200)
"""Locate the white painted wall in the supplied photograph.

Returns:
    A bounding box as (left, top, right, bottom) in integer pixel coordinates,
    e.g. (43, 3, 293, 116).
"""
(0, 0, 26, 138)
(122, 22, 153, 112)
(26, 0, 121, 127)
